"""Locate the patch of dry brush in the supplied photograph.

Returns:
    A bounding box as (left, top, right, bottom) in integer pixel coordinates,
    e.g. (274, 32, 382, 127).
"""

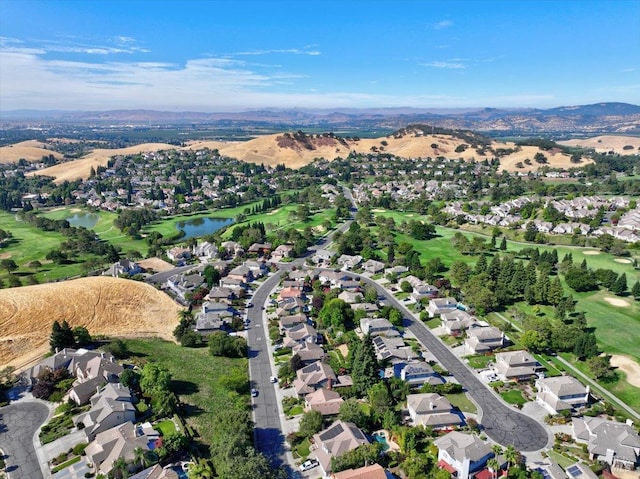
(0, 276, 181, 368)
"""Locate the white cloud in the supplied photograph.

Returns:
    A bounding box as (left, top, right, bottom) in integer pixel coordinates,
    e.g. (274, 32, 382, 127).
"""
(232, 48, 321, 56)
(421, 60, 466, 69)
(434, 20, 453, 30)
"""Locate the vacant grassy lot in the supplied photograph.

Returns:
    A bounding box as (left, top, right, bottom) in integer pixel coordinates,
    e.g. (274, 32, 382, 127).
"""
(121, 338, 248, 449)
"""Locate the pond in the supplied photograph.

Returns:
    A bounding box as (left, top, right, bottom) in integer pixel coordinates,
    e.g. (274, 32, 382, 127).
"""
(66, 212, 100, 228)
(176, 217, 234, 240)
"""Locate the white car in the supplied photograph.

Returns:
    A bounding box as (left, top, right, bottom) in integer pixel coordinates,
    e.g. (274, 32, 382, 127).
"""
(251, 388, 258, 397)
(299, 459, 319, 471)
(270, 376, 278, 383)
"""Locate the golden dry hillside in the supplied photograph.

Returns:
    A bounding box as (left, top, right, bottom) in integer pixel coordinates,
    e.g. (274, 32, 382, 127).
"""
(25, 143, 176, 184)
(0, 276, 182, 369)
(17, 128, 594, 181)
(0, 140, 64, 164)
(559, 135, 640, 155)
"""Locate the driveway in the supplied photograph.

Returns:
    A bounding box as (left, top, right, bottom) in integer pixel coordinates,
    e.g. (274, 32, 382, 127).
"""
(0, 401, 50, 479)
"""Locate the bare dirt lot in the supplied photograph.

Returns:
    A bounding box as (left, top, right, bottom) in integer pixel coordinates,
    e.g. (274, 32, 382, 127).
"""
(610, 355, 640, 388)
(0, 276, 182, 368)
(138, 257, 175, 272)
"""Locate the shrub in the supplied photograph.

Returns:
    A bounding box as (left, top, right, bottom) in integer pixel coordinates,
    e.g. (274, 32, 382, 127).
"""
(73, 443, 88, 456)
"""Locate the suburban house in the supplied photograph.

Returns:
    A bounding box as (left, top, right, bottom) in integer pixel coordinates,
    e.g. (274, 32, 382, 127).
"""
(565, 463, 598, 479)
(534, 461, 569, 479)
(572, 417, 640, 470)
(247, 242, 272, 256)
(204, 286, 235, 303)
(428, 298, 458, 318)
(278, 286, 304, 302)
(362, 259, 385, 275)
(434, 431, 494, 479)
(192, 241, 218, 261)
(309, 420, 371, 478)
(399, 361, 445, 387)
(385, 265, 408, 277)
(407, 393, 463, 428)
(279, 313, 308, 332)
(373, 336, 414, 363)
(283, 323, 318, 348)
(292, 341, 326, 365)
(282, 279, 305, 290)
(351, 303, 379, 314)
(103, 259, 142, 278)
(317, 269, 352, 287)
(305, 388, 344, 416)
(338, 291, 363, 304)
(313, 249, 337, 266)
(85, 422, 151, 477)
(195, 309, 233, 333)
(166, 246, 191, 263)
(360, 317, 398, 337)
(465, 326, 504, 354)
(227, 265, 253, 283)
(165, 273, 205, 300)
(441, 310, 477, 336)
(493, 350, 542, 381)
(536, 376, 590, 415)
(276, 298, 306, 316)
(337, 254, 363, 270)
(29, 348, 117, 387)
(332, 464, 387, 479)
(74, 383, 136, 441)
(69, 355, 124, 405)
(220, 240, 244, 257)
(270, 244, 293, 262)
(293, 361, 337, 396)
(412, 283, 440, 301)
(219, 275, 245, 289)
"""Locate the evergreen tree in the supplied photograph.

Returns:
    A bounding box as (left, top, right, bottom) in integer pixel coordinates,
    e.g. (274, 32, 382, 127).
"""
(474, 254, 487, 274)
(488, 255, 501, 282)
(499, 236, 507, 251)
(573, 332, 598, 360)
(547, 277, 564, 306)
(534, 274, 551, 304)
(611, 273, 627, 295)
(632, 281, 640, 299)
(50, 320, 75, 351)
(350, 336, 380, 396)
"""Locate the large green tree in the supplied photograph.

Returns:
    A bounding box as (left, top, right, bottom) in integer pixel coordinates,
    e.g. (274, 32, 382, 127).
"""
(350, 335, 380, 396)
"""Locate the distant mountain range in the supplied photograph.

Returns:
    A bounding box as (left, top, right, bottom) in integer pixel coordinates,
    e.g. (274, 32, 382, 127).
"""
(3, 102, 640, 135)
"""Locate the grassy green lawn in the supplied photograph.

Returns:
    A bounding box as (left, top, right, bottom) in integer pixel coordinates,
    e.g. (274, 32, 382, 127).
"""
(547, 450, 576, 469)
(444, 393, 477, 414)
(121, 338, 248, 450)
(295, 437, 311, 459)
(464, 355, 493, 369)
(51, 456, 81, 474)
(155, 418, 177, 436)
(500, 389, 527, 406)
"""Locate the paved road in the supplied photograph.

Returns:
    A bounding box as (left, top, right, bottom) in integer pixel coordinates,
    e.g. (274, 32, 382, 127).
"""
(145, 264, 197, 285)
(353, 274, 551, 452)
(0, 402, 50, 479)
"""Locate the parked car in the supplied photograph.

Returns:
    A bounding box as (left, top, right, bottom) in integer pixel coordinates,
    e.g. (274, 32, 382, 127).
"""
(299, 459, 319, 471)
(251, 388, 258, 397)
(270, 376, 278, 383)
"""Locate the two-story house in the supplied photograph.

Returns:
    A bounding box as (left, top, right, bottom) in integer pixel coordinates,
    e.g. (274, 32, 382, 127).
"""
(493, 350, 542, 381)
(536, 376, 589, 414)
(309, 421, 371, 478)
(407, 393, 463, 428)
(435, 431, 494, 479)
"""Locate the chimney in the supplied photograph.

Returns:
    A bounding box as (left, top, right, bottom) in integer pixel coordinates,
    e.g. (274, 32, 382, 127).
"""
(327, 378, 333, 390)
(55, 347, 59, 354)
(101, 352, 105, 359)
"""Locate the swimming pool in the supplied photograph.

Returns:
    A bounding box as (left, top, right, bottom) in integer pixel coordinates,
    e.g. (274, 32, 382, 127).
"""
(372, 431, 390, 452)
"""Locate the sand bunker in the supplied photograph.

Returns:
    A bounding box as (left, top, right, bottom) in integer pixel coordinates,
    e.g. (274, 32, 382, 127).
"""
(614, 258, 633, 264)
(371, 209, 387, 213)
(603, 296, 630, 307)
(266, 208, 281, 215)
(610, 355, 640, 388)
(583, 250, 601, 255)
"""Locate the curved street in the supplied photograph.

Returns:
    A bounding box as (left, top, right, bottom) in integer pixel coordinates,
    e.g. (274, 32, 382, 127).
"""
(0, 401, 50, 479)
(355, 273, 550, 451)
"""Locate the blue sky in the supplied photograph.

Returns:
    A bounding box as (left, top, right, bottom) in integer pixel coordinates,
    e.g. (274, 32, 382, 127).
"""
(1, 0, 639, 111)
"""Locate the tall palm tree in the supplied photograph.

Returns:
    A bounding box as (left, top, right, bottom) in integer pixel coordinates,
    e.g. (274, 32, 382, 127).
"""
(111, 457, 129, 479)
(492, 444, 504, 457)
(487, 458, 501, 479)
(133, 447, 147, 469)
(504, 445, 518, 475)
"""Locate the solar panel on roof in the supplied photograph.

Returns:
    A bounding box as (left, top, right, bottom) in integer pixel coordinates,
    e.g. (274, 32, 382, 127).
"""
(351, 428, 366, 440)
(567, 466, 582, 477)
(320, 423, 344, 440)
